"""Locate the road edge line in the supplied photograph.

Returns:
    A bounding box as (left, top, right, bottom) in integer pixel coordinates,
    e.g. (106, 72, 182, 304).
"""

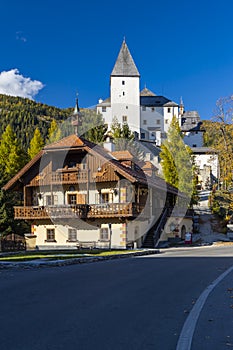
(176, 265, 233, 350)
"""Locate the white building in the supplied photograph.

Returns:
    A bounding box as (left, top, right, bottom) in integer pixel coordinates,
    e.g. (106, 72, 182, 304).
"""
(97, 40, 179, 145)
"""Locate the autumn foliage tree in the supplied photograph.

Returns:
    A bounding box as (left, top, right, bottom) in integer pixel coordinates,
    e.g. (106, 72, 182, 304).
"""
(28, 128, 44, 159)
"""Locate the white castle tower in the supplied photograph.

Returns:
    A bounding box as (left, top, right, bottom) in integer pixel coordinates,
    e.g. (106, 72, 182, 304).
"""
(97, 40, 141, 136)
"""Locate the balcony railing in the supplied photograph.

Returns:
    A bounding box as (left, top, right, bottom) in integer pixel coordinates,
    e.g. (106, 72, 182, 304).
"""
(14, 203, 147, 220)
(30, 170, 88, 186)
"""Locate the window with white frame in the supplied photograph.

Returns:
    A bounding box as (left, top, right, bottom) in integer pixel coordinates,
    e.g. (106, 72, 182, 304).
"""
(68, 194, 77, 205)
(100, 228, 109, 241)
(68, 228, 77, 242)
(46, 229, 55, 242)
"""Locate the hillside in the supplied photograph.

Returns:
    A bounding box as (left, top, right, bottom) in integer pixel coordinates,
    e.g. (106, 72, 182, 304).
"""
(0, 94, 72, 149)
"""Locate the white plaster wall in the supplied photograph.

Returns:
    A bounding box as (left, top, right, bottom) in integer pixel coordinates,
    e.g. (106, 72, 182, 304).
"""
(163, 106, 179, 133)
(97, 106, 112, 129)
(111, 76, 140, 134)
(194, 153, 219, 179)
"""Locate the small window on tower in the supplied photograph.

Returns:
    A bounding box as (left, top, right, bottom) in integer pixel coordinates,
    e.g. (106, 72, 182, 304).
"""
(122, 81, 125, 85)
(122, 115, 127, 123)
(165, 119, 169, 124)
(123, 92, 125, 96)
(102, 106, 106, 112)
(167, 107, 171, 113)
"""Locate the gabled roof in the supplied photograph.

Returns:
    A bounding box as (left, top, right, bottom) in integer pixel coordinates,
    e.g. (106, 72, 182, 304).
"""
(3, 150, 45, 190)
(111, 150, 133, 160)
(3, 134, 182, 196)
(44, 134, 84, 150)
(111, 40, 140, 77)
(140, 87, 156, 97)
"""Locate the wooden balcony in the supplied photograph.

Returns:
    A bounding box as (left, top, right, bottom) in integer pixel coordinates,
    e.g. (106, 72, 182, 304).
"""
(14, 203, 147, 220)
(29, 170, 88, 186)
(14, 207, 50, 220)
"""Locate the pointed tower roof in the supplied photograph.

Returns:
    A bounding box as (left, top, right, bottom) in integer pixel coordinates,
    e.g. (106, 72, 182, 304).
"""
(111, 40, 140, 77)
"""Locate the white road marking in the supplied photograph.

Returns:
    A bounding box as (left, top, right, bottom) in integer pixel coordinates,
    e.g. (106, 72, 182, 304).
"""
(176, 265, 233, 350)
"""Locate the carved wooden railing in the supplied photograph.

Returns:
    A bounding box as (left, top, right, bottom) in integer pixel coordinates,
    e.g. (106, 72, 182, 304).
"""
(14, 203, 146, 220)
(30, 170, 88, 186)
(14, 207, 50, 220)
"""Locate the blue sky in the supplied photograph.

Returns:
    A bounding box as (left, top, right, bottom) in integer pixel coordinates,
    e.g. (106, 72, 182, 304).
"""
(1, 0, 233, 120)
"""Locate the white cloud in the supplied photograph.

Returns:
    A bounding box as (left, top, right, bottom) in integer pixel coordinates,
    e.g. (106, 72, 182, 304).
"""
(0, 69, 44, 99)
(16, 31, 27, 42)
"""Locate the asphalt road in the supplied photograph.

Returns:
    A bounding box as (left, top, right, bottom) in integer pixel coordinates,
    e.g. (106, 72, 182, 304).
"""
(0, 246, 233, 350)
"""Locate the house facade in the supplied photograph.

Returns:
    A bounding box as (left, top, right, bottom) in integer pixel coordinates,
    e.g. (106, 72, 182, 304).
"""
(4, 134, 190, 250)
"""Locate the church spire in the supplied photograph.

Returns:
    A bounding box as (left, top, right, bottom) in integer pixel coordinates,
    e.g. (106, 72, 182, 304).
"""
(179, 96, 184, 116)
(72, 93, 82, 135)
(111, 40, 140, 77)
(74, 92, 80, 114)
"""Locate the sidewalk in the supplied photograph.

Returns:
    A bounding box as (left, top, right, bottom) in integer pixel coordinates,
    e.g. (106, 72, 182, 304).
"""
(194, 190, 230, 244)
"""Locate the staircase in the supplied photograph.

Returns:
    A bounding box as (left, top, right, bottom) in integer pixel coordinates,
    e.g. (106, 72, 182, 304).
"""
(142, 208, 169, 248)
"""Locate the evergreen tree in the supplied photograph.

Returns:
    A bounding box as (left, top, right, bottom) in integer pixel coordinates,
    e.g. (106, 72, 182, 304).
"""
(28, 128, 44, 159)
(111, 117, 135, 151)
(79, 110, 107, 144)
(0, 190, 29, 237)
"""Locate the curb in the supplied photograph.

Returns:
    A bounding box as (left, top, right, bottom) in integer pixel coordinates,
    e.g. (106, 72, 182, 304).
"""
(0, 249, 160, 270)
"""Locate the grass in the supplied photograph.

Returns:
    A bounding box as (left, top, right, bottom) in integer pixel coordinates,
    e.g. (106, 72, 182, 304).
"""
(0, 249, 140, 262)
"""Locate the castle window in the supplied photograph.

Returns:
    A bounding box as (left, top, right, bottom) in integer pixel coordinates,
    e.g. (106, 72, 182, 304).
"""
(122, 115, 127, 123)
(122, 80, 125, 85)
(123, 91, 125, 96)
(102, 106, 106, 112)
(168, 107, 171, 113)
